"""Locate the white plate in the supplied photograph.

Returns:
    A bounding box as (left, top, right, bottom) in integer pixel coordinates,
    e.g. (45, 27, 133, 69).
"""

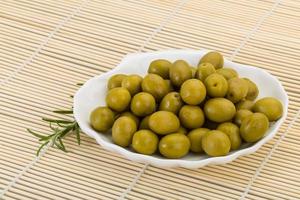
(73, 49, 288, 169)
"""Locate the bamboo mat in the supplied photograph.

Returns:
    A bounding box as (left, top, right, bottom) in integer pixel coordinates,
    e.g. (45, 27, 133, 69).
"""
(0, 0, 299, 199)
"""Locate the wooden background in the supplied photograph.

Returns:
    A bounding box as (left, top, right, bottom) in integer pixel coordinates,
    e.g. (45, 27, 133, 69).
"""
(0, 0, 299, 199)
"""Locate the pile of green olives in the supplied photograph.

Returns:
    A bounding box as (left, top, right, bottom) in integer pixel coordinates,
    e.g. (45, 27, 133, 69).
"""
(90, 51, 284, 158)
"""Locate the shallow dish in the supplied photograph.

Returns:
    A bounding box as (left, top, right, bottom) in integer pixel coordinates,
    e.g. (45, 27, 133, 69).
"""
(73, 49, 288, 169)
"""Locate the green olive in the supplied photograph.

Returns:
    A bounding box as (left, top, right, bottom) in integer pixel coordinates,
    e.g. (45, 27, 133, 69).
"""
(202, 130, 231, 156)
(179, 105, 205, 129)
(217, 122, 241, 150)
(204, 73, 228, 97)
(199, 51, 224, 69)
(119, 112, 140, 127)
(196, 62, 216, 81)
(190, 66, 197, 78)
(90, 106, 115, 132)
(139, 115, 151, 130)
(169, 60, 192, 87)
(106, 87, 131, 112)
(130, 92, 156, 117)
(107, 74, 127, 90)
(240, 113, 269, 142)
(180, 79, 206, 105)
(234, 109, 253, 126)
(159, 92, 183, 114)
(216, 68, 238, 80)
(165, 79, 174, 92)
(243, 78, 259, 100)
(112, 116, 137, 147)
(148, 59, 172, 79)
(204, 98, 236, 123)
(187, 128, 210, 153)
(159, 133, 190, 158)
(177, 126, 188, 134)
(142, 74, 169, 101)
(236, 100, 254, 110)
(121, 74, 143, 95)
(227, 78, 248, 103)
(253, 97, 283, 121)
(132, 130, 159, 155)
(149, 111, 180, 135)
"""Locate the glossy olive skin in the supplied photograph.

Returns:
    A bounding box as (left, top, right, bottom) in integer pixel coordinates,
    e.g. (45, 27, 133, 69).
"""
(149, 111, 180, 135)
(204, 98, 236, 123)
(202, 130, 231, 156)
(179, 105, 205, 129)
(159, 92, 183, 114)
(236, 100, 254, 110)
(148, 59, 172, 79)
(107, 74, 127, 90)
(216, 68, 238, 80)
(187, 128, 210, 153)
(159, 133, 190, 158)
(165, 79, 174, 92)
(142, 74, 169, 101)
(234, 109, 253, 126)
(190, 66, 197, 78)
(196, 63, 216, 81)
(106, 87, 131, 112)
(253, 97, 283, 121)
(199, 51, 224, 69)
(119, 112, 140, 127)
(131, 92, 156, 117)
(169, 60, 192, 87)
(139, 115, 151, 130)
(204, 73, 228, 97)
(180, 79, 206, 105)
(132, 130, 159, 155)
(217, 122, 241, 150)
(240, 113, 269, 142)
(90, 106, 115, 132)
(243, 78, 259, 100)
(112, 116, 137, 147)
(177, 126, 188, 134)
(227, 78, 248, 103)
(121, 74, 143, 95)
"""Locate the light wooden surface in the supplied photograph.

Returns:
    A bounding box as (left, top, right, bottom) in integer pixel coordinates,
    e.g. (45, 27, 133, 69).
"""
(0, 0, 300, 199)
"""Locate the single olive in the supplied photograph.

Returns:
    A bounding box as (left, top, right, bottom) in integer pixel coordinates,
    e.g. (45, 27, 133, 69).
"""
(217, 122, 241, 150)
(159, 133, 190, 158)
(253, 97, 283, 121)
(240, 113, 269, 142)
(121, 74, 143, 95)
(112, 116, 137, 147)
(169, 60, 192, 87)
(204, 73, 228, 97)
(149, 111, 180, 135)
(159, 92, 183, 114)
(142, 74, 169, 101)
(204, 98, 236, 123)
(190, 66, 197, 78)
(187, 128, 210, 153)
(243, 78, 259, 100)
(234, 109, 253, 126)
(236, 100, 254, 110)
(119, 112, 140, 127)
(199, 51, 224, 69)
(148, 59, 172, 79)
(131, 92, 156, 117)
(177, 126, 188, 134)
(132, 130, 159, 155)
(226, 78, 248, 103)
(139, 115, 151, 130)
(179, 105, 205, 129)
(216, 68, 238, 80)
(196, 62, 216, 81)
(180, 79, 206, 105)
(106, 87, 131, 112)
(90, 106, 115, 132)
(107, 74, 127, 90)
(202, 130, 231, 156)
(165, 79, 174, 92)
